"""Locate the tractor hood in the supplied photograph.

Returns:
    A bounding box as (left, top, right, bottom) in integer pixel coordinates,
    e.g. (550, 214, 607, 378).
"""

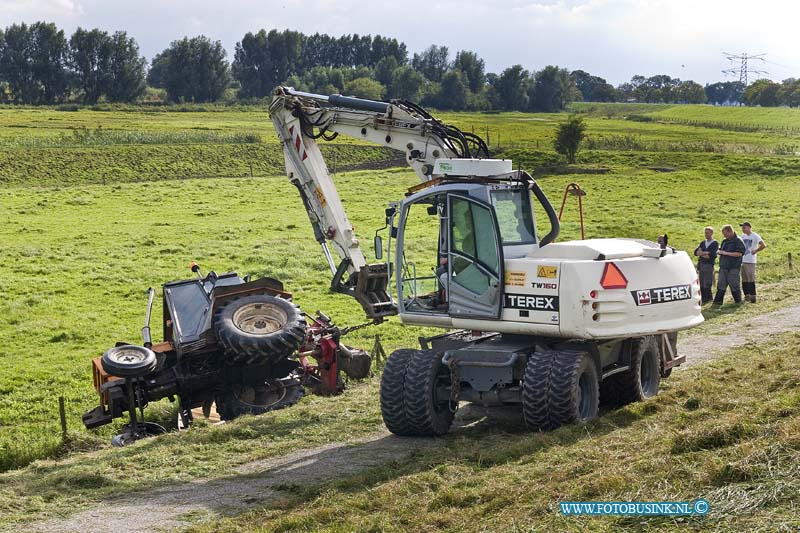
(529, 238, 668, 261)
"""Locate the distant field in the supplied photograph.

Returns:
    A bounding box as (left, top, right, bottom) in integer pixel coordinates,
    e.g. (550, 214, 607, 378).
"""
(572, 101, 800, 126)
(0, 102, 799, 476)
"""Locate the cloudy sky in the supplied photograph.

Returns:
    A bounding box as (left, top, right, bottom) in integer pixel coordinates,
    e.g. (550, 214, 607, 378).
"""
(1, 0, 797, 85)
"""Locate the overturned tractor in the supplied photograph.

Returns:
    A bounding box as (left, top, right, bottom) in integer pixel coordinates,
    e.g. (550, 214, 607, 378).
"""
(82, 263, 371, 445)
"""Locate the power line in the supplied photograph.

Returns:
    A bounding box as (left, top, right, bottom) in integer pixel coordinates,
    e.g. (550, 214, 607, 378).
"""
(722, 52, 769, 85)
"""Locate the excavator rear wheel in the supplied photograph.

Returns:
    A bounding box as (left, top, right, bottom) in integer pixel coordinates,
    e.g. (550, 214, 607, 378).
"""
(600, 336, 661, 406)
(523, 349, 599, 431)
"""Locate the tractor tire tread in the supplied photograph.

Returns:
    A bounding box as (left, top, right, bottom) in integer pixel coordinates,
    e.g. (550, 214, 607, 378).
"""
(215, 379, 304, 421)
(213, 295, 306, 366)
(600, 336, 660, 407)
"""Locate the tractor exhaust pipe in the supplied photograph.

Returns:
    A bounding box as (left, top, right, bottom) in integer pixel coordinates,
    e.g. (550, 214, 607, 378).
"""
(141, 287, 155, 348)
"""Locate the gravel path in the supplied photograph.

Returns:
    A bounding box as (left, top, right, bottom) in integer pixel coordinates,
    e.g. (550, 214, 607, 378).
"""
(25, 303, 800, 533)
(678, 303, 800, 368)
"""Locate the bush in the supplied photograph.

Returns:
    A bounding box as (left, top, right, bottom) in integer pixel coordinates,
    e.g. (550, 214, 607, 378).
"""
(553, 115, 586, 163)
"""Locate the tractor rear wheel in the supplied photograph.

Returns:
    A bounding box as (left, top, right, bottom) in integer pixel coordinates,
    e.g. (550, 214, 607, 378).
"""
(600, 336, 661, 406)
(215, 377, 304, 421)
(523, 350, 599, 431)
(213, 294, 306, 365)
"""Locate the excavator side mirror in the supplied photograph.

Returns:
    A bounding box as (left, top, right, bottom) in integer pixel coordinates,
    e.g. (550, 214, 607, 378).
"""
(374, 235, 383, 260)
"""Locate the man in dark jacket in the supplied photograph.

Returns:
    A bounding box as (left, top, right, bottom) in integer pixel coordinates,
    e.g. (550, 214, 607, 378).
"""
(712, 224, 746, 307)
(694, 226, 718, 305)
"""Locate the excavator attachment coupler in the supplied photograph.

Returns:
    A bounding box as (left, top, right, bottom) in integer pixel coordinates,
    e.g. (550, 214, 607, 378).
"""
(355, 263, 397, 319)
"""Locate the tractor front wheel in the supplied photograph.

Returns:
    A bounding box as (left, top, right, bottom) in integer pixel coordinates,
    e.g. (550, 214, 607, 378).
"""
(101, 345, 157, 378)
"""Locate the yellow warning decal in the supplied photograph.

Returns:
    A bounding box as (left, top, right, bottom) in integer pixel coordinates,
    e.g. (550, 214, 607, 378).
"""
(505, 270, 526, 287)
(537, 265, 558, 279)
(314, 187, 327, 208)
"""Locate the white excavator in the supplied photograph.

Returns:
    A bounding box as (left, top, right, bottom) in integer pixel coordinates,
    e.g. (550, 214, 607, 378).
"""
(269, 87, 703, 436)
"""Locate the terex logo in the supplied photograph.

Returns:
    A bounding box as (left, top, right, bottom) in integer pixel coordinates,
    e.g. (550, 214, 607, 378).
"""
(632, 284, 691, 306)
(504, 293, 559, 311)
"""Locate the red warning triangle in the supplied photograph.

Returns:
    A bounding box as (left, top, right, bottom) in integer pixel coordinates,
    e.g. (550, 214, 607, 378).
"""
(600, 262, 628, 289)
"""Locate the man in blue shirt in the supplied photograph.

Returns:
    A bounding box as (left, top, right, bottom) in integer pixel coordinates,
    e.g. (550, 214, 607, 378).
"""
(694, 226, 718, 305)
(712, 224, 746, 307)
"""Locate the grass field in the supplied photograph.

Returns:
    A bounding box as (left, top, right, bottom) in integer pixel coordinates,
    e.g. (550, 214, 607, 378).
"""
(0, 102, 799, 528)
(193, 333, 800, 532)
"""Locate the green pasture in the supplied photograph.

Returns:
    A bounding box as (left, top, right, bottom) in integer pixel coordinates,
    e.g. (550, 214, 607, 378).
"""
(0, 102, 799, 528)
(195, 333, 800, 532)
(571, 101, 800, 131)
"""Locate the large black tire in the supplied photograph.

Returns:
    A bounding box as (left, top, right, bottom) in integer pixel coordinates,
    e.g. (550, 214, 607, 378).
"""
(380, 349, 416, 436)
(404, 349, 455, 436)
(101, 345, 157, 378)
(215, 377, 304, 421)
(600, 336, 661, 406)
(213, 294, 306, 365)
(523, 350, 599, 431)
(111, 422, 167, 447)
(380, 349, 454, 436)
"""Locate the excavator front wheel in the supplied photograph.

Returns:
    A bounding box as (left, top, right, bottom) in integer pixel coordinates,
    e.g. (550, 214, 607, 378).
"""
(380, 349, 454, 437)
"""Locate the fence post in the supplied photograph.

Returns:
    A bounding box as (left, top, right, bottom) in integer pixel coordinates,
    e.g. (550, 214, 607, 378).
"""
(789, 252, 793, 270)
(59, 396, 67, 442)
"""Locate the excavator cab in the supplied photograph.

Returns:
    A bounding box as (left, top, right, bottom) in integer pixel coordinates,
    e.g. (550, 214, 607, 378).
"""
(395, 180, 549, 323)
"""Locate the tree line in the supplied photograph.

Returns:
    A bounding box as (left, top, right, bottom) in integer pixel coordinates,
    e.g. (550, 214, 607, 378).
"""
(0, 22, 145, 104)
(2, 21, 799, 110)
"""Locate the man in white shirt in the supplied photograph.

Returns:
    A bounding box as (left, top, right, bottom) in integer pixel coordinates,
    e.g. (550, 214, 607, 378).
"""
(739, 221, 766, 303)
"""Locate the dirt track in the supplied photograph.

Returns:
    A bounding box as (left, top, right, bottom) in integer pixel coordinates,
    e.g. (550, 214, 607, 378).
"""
(26, 303, 800, 533)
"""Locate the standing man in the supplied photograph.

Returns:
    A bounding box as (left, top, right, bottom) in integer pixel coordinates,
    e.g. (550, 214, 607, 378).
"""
(713, 224, 746, 307)
(694, 226, 718, 305)
(740, 221, 766, 303)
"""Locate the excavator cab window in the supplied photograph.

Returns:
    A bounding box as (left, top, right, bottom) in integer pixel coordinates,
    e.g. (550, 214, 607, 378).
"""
(445, 195, 504, 319)
(490, 188, 536, 245)
(399, 194, 448, 313)
(397, 190, 504, 320)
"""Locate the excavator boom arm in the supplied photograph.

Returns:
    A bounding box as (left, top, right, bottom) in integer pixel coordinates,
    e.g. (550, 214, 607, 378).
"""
(268, 86, 494, 319)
